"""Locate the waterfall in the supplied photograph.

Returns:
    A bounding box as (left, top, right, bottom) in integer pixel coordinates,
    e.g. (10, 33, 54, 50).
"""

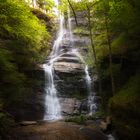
(43, 0, 64, 121)
(43, 5, 96, 120)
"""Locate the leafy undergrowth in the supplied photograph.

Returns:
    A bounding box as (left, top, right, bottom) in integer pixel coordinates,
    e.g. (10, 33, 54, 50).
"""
(65, 115, 87, 124)
(109, 72, 140, 140)
(65, 111, 106, 124)
(0, 112, 15, 139)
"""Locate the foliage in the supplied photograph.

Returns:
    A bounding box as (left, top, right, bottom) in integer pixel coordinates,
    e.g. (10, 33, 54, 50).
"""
(62, 1, 140, 138)
(109, 73, 140, 110)
(109, 73, 140, 140)
(0, 0, 50, 102)
(37, 0, 55, 11)
(0, 112, 15, 138)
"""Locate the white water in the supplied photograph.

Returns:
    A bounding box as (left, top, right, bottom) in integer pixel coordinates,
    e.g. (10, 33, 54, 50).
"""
(43, 1, 64, 121)
(85, 65, 92, 93)
(85, 65, 97, 115)
(43, 64, 61, 120)
(50, 14, 65, 58)
(32, 0, 37, 8)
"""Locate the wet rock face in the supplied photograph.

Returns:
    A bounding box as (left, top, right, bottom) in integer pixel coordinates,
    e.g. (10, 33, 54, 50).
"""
(54, 62, 84, 74)
(58, 95, 102, 116)
(53, 53, 87, 97)
(52, 33, 90, 98)
(59, 98, 81, 116)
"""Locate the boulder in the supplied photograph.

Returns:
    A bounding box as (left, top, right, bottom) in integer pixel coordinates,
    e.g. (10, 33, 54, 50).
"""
(99, 116, 112, 134)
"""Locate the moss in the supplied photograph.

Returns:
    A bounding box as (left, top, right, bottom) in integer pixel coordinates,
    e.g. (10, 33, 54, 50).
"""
(93, 109, 106, 119)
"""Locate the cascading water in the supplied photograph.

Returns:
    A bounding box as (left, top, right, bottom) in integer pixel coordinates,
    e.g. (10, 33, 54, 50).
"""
(43, 64, 61, 120)
(50, 15, 65, 58)
(43, 4, 96, 120)
(72, 49, 97, 115)
(85, 65, 92, 94)
(85, 65, 97, 115)
(43, 1, 64, 121)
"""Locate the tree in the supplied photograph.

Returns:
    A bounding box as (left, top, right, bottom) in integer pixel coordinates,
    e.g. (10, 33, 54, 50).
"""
(0, 0, 49, 101)
(103, 0, 115, 95)
(70, 0, 102, 94)
(67, 0, 78, 26)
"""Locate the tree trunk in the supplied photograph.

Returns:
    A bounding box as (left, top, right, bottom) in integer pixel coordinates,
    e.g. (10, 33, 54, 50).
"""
(87, 5, 102, 95)
(104, 14, 115, 95)
(67, 0, 78, 26)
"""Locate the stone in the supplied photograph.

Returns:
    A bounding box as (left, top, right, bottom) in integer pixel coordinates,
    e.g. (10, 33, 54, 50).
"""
(19, 121, 37, 126)
(56, 57, 81, 63)
(59, 98, 81, 116)
(99, 116, 112, 133)
(54, 62, 85, 73)
(60, 98, 76, 115)
(79, 99, 89, 113)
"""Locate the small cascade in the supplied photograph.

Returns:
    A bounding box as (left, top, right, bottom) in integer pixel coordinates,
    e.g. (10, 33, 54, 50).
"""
(43, 64, 61, 120)
(85, 65, 92, 93)
(84, 65, 97, 115)
(50, 14, 65, 58)
(71, 48, 97, 115)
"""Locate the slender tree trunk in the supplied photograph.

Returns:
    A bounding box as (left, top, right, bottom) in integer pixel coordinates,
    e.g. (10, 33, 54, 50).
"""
(104, 14, 115, 95)
(87, 5, 102, 95)
(67, 0, 78, 26)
